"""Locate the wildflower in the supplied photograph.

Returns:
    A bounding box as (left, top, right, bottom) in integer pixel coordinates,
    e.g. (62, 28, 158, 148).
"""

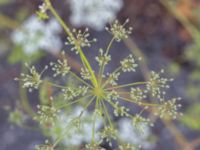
(65, 28, 97, 54)
(100, 126, 117, 146)
(120, 55, 138, 72)
(107, 72, 120, 86)
(132, 114, 154, 133)
(62, 87, 78, 101)
(106, 19, 133, 42)
(81, 68, 92, 80)
(106, 90, 119, 101)
(130, 87, 146, 103)
(113, 101, 130, 117)
(155, 97, 182, 119)
(15, 63, 48, 92)
(68, 0, 123, 30)
(95, 49, 111, 66)
(78, 85, 89, 96)
(50, 51, 70, 77)
(17, 2, 182, 147)
(34, 105, 59, 126)
(146, 70, 173, 98)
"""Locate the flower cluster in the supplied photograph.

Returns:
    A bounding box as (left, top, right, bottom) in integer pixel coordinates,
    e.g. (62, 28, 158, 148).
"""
(113, 101, 130, 117)
(156, 97, 182, 119)
(65, 28, 97, 54)
(146, 70, 173, 98)
(81, 68, 91, 80)
(100, 126, 117, 146)
(132, 114, 154, 133)
(95, 49, 111, 66)
(120, 55, 138, 72)
(17, 2, 182, 148)
(34, 105, 59, 126)
(106, 19, 133, 42)
(50, 51, 70, 77)
(130, 87, 146, 103)
(107, 72, 120, 86)
(15, 63, 48, 92)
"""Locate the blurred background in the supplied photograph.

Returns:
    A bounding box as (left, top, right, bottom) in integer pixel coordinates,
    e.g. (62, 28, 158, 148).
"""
(0, 0, 200, 150)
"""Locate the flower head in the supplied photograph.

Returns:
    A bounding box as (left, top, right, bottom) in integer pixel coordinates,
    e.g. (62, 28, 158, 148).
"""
(95, 48, 111, 66)
(146, 70, 173, 98)
(120, 55, 138, 72)
(156, 97, 182, 119)
(65, 28, 97, 54)
(15, 63, 48, 92)
(106, 19, 133, 42)
(100, 126, 117, 147)
(50, 51, 70, 77)
(130, 87, 146, 103)
(34, 105, 59, 126)
(81, 68, 92, 80)
(62, 87, 78, 101)
(132, 114, 153, 133)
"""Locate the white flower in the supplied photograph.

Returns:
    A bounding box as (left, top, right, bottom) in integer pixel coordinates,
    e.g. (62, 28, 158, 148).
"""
(118, 118, 154, 149)
(11, 15, 62, 55)
(68, 0, 123, 30)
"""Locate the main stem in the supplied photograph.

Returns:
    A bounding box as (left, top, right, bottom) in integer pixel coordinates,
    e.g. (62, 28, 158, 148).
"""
(45, 0, 98, 87)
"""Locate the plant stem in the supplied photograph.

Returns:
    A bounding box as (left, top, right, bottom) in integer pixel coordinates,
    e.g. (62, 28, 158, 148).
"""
(106, 81, 147, 90)
(45, 0, 98, 87)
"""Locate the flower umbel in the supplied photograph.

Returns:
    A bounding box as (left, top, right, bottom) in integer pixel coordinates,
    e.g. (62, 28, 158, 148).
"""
(120, 55, 138, 72)
(50, 51, 70, 77)
(65, 28, 97, 54)
(15, 63, 48, 92)
(156, 97, 182, 119)
(34, 105, 59, 126)
(17, 1, 182, 148)
(106, 19, 133, 42)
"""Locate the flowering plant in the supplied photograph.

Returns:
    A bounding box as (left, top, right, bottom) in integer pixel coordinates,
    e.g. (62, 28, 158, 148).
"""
(15, 0, 182, 149)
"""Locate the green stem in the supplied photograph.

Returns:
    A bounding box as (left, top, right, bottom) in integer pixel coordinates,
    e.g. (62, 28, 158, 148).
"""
(98, 38, 115, 83)
(45, 0, 98, 87)
(20, 66, 35, 117)
(102, 66, 122, 88)
(91, 99, 98, 143)
(69, 71, 93, 88)
(57, 95, 91, 109)
(106, 81, 147, 90)
(119, 96, 159, 107)
(101, 100, 113, 127)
